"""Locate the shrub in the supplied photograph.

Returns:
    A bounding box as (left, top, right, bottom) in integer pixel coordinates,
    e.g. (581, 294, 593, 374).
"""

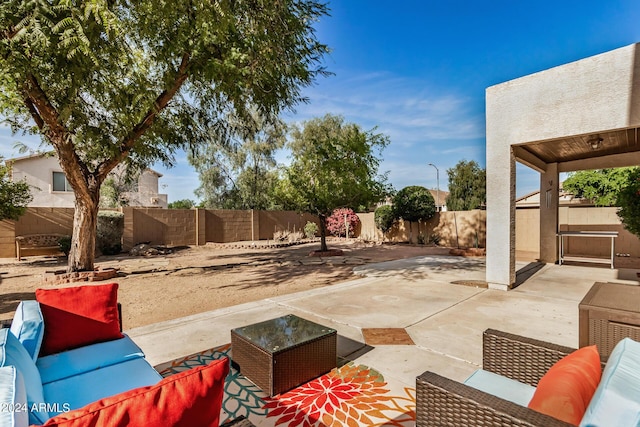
(326, 208, 360, 237)
(617, 168, 640, 238)
(97, 211, 124, 255)
(57, 235, 71, 256)
(374, 205, 395, 233)
(304, 221, 318, 239)
(393, 186, 436, 222)
(417, 233, 426, 245)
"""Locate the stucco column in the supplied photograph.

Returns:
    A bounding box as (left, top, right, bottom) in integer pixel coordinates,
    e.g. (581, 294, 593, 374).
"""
(486, 146, 516, 291)
(539, 163, 559, 263)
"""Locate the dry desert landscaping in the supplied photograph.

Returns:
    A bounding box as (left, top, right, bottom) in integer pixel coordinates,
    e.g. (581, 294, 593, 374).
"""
(0, 239, 452, 329)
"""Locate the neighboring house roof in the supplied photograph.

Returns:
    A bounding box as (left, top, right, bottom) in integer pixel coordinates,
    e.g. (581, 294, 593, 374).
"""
(5, 152, 163, 177)
(428, 189, 449, 207)
(516, 188, 592, 208)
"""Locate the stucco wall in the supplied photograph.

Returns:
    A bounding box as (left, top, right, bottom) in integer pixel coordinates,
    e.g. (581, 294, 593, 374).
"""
(11, 156, 75, 207)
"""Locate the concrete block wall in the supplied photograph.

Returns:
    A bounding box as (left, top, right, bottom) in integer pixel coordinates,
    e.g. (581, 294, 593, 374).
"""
(0, 208, 74, 258)
(124, 208, 196, 248)
(358, 210, 486, 248)
(3, 206, 639, 260)
(205, 210, 253, 243)
(258, 211, 318, 240)
(559, 207, 640, 257)
(0, 220, 16, 258)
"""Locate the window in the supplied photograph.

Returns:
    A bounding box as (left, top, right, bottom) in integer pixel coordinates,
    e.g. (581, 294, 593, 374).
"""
(52, 171, 73, 192)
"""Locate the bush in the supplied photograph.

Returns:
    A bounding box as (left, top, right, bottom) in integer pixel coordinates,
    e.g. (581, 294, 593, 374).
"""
(374, 205, 395, 233)
(617, 168, 640, 238)
(97, 211, 124, 255)
(57, 235, 71, 256)
(326, 208, 360, 237)
(393, 186, 436, 222)
(304, 221, 318, 239)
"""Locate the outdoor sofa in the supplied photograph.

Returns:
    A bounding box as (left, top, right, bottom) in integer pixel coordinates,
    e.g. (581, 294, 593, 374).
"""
(416, 328, 640, 426)
(0, 283, 249, 427)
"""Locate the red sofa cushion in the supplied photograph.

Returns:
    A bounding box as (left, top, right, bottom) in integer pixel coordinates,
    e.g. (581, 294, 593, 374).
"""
(36, 283, 123, 356)
(39, 358, 230, 427)
(528, 345, 601, 426)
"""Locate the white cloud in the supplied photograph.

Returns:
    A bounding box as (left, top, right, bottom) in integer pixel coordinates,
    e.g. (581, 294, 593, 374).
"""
(289, 71, 485, 148)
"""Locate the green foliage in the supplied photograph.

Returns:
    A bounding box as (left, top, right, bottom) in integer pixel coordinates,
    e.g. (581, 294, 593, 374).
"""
(374, 205, 395, 233)
(0, 160, 32, 220)
(416, 233, 426, 245)
(274, 114, 390, 251)
(168, 199, 195, 209)
(99, 165, 142, 208)
(57, 235, 71, 257)
(96, 211, 124, 255)
(393, 186, 435, 223)
(616, 168, 640, 238)
(326, 208, 360, 237)
(0, 0, 329, 271)
(446, 160, 486, 211)
(304, 221, 318, 239)
(192, 111, 287, 210)
(563, 168, 636, 207)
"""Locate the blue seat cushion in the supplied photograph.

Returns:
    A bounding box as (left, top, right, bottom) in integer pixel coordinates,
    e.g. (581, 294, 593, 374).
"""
(464, 369, 536, 407)
(0, 366, 28, 427)
(37, 335, 145, 385)
(43, 357, 162, 416)
(0, 329, 49, 424)
(10, 301, 44, 362)
(580, 338, 640, 426)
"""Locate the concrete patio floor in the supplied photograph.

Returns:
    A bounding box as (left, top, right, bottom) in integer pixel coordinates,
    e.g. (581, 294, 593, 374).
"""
(127, 255, 639, 422)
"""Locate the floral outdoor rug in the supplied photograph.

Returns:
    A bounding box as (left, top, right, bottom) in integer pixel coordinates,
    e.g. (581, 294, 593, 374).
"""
(155, 344, 416, 427)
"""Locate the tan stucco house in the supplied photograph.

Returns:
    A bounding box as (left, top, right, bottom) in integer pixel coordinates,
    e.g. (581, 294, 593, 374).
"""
(486, 42, 640, 290)
(6, 153, 168, 208)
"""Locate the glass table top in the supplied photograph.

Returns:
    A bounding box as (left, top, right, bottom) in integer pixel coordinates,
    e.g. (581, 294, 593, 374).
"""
(231, 314, 336, 354)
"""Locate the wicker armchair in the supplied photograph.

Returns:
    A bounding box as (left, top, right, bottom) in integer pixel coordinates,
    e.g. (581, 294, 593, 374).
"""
(416, 329, 587, 426)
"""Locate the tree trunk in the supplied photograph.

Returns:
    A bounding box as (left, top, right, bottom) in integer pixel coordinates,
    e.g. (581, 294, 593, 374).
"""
(319, 215, 328, 252)
(67, 189, 100, 272)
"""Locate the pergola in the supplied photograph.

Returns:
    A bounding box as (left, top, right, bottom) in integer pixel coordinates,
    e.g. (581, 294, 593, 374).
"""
(486, 43, 640, 290)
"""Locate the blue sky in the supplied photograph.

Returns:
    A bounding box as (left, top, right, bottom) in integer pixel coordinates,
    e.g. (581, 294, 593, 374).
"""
(3, 1, 640, 202)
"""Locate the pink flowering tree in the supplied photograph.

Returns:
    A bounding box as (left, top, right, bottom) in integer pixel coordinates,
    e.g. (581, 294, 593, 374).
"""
(326, 208, 360, 237)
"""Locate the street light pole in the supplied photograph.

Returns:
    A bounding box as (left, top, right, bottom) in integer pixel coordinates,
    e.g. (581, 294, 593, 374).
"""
(428, 163, 439, 212)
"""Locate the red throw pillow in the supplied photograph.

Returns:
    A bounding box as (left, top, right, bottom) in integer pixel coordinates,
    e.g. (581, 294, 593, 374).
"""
(528, 345, 601, 426)
(36, 283, 123, 356)
(40, 358, 230, 427)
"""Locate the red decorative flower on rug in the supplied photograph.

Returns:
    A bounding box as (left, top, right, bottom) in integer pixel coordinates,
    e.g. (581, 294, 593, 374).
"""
(263, 363, 412, 427)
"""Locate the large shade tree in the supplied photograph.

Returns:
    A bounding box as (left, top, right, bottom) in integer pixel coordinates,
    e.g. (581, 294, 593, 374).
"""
(0, 1, 329, 271)
(191, 111, 286, 210)
(276, 114, 389, 252)
(446, 160, 486, 210)
(563, 167, 636, 207)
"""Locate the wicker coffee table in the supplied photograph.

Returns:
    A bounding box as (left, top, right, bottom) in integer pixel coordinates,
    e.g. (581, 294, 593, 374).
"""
(231, 314, 337, 396)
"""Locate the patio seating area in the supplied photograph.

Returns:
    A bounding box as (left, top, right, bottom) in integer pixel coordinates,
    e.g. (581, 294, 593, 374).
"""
(126, 254, 639, 426)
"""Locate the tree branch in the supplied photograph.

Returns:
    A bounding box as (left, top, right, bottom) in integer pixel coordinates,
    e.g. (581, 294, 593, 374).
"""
(21, 74, 92, 196)
(99, 52, 192, 177)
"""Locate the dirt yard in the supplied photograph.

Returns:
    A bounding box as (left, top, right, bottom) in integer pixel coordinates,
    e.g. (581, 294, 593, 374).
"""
(0, 239, 453, 329)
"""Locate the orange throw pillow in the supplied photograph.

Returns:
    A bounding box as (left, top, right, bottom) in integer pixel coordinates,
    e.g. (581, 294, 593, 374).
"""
(528, 345, 601, 426)
(40, 358, 230, 427)
(36, 283, 123, 356)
